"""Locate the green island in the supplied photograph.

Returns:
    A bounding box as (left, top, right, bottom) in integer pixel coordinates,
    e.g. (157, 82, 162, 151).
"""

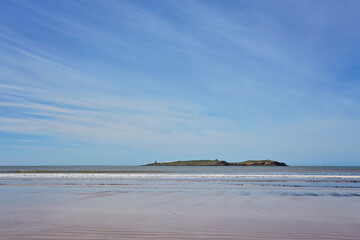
(145, 159, 287, 166)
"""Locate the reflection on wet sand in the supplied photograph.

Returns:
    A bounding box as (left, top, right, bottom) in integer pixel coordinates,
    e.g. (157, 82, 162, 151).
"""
(1, 189, 360, 240)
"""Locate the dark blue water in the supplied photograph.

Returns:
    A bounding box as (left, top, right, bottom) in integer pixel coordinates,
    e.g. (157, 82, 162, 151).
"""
(1, 165, 360, 174)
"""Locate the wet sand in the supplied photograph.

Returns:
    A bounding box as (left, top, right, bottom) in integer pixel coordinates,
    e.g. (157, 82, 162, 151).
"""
(1, 189, 360, 240)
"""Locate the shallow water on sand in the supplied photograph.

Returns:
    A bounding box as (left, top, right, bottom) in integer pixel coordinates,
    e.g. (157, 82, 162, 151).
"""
(1, 191, 360, 240)
(1, 166, 360, 239)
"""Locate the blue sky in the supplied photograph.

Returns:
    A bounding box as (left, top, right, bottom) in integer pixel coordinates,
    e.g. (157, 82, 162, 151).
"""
(1, 0, 360, 166)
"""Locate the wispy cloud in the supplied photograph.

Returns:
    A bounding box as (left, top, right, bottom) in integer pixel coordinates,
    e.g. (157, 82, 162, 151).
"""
(1, 0, 360, 165)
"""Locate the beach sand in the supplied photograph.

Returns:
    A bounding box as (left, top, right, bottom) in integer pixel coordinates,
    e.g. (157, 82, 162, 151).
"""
(1, 189, 360, 240)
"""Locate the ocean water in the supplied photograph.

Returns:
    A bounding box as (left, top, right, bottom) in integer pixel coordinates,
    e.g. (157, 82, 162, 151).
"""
(1, 166, 360, 239)
(1, 166, 359, 196)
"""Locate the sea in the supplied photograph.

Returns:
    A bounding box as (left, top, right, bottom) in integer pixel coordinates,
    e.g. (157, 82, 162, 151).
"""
(1, 166, 360, 239)
(1, 165, 360, 197)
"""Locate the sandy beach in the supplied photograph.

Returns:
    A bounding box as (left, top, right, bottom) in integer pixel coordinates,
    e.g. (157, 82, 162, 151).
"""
(1, 175, 360, 240)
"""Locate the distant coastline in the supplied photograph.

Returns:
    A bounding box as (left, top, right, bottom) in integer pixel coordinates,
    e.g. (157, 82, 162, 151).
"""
(145, 159, 287, 166)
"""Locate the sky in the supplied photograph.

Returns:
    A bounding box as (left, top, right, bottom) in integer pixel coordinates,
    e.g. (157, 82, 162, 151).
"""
(0, 0, 360, 166)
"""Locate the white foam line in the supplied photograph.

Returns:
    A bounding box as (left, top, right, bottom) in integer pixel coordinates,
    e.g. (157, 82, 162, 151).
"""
(0, 173, 360, 180)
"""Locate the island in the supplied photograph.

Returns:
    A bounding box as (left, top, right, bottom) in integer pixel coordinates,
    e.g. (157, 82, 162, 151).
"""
(145, 159, 287, 166)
